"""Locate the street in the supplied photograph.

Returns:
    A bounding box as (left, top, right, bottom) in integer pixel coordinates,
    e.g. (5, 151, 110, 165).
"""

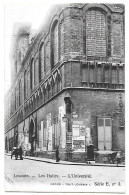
(4, 155, 125, 193)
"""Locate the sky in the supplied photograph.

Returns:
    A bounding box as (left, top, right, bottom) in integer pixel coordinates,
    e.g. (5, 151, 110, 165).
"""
(4, 0, 54, 93)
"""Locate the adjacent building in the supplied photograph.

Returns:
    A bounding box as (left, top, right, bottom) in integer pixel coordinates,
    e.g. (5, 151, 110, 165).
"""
(5, 3, 125, 162)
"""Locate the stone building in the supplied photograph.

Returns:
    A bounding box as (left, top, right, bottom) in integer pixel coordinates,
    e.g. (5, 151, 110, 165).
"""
(4, 3, 125, 163)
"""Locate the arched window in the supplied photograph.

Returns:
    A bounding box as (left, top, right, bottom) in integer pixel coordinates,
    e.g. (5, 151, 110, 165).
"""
(34, 58, 39, 86)
(30, 58, 34, 90)
(15, 88, 17, 110)
(51, 21, 59, 68)
(12, 92, 15, 113)
(27, 70, 30, 94)
(24, 70, 27, 99)
(39, 43, 45, 82)
(86, 9, 106, 57)
(19, 80, 22, 106)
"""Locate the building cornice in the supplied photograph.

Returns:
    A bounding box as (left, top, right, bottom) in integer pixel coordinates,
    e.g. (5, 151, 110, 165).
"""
(4, 86, 125, 128)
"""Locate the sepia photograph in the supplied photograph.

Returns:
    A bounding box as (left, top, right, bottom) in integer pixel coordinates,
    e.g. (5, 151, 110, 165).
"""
(4, 1, 125, 193)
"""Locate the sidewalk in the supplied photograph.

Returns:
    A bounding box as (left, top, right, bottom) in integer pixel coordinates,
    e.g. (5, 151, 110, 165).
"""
(5, 153, 125, 167)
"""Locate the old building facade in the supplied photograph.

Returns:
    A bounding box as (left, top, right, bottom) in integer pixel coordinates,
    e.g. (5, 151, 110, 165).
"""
(5, 3, 125, 162)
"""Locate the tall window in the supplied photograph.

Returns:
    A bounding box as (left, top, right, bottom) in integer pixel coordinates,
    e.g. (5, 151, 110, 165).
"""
(12, 92, 14, 113)
(34, 58, 39, 86)
(45, 41, 50, 73)
(30, 58, 34, 90)
(24, 70, 27, 99)
(86, 9, 106, 57)
(60, 22, 64, 60)
(39, 43, 45, 82)
(16, 86, 18, 109)
(19, 80, 21, 106)
(27, 71, 30, 95)
(15, 88, 16, 110)
(52, 21, 58, 67)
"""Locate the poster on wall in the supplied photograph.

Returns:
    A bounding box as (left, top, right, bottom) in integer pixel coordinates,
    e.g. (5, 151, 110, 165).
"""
(86, 127, 92, 145)
(80, 125, 86, 136)
(47, 113, 52, 151)
(72, 124, 80, 136)
(48, 126, 52, 151)
(72, 136, 85, 152)
(41, 121, 43, 150)
(59, 106, 66, 148)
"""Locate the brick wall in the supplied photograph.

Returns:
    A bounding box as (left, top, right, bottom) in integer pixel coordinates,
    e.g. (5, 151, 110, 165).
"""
(112, 13, 125, 59)
(69, 89, 125, 151)
(63, 18, 83, 60)
(64, 61, 125, 88)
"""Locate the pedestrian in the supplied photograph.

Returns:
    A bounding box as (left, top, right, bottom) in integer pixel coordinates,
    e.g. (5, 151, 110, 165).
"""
(116, 151, 121, 166)
(19, 146, 23, 160)
(11, 147, 16, 159)
(24, 148, 27, 157)
(55, 146, 60, 162)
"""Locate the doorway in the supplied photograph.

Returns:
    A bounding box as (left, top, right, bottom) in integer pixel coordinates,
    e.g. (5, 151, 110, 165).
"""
(29, 118, 35, 153)
(97, 118, 112, 150)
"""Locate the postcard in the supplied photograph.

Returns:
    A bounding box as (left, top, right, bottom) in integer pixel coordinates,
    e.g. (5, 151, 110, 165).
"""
(4, 1, 125, 193)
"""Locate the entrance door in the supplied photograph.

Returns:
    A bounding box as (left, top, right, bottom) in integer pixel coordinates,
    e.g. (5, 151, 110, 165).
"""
(29, 119, 35, 153)
(97, 118, 112, 150)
